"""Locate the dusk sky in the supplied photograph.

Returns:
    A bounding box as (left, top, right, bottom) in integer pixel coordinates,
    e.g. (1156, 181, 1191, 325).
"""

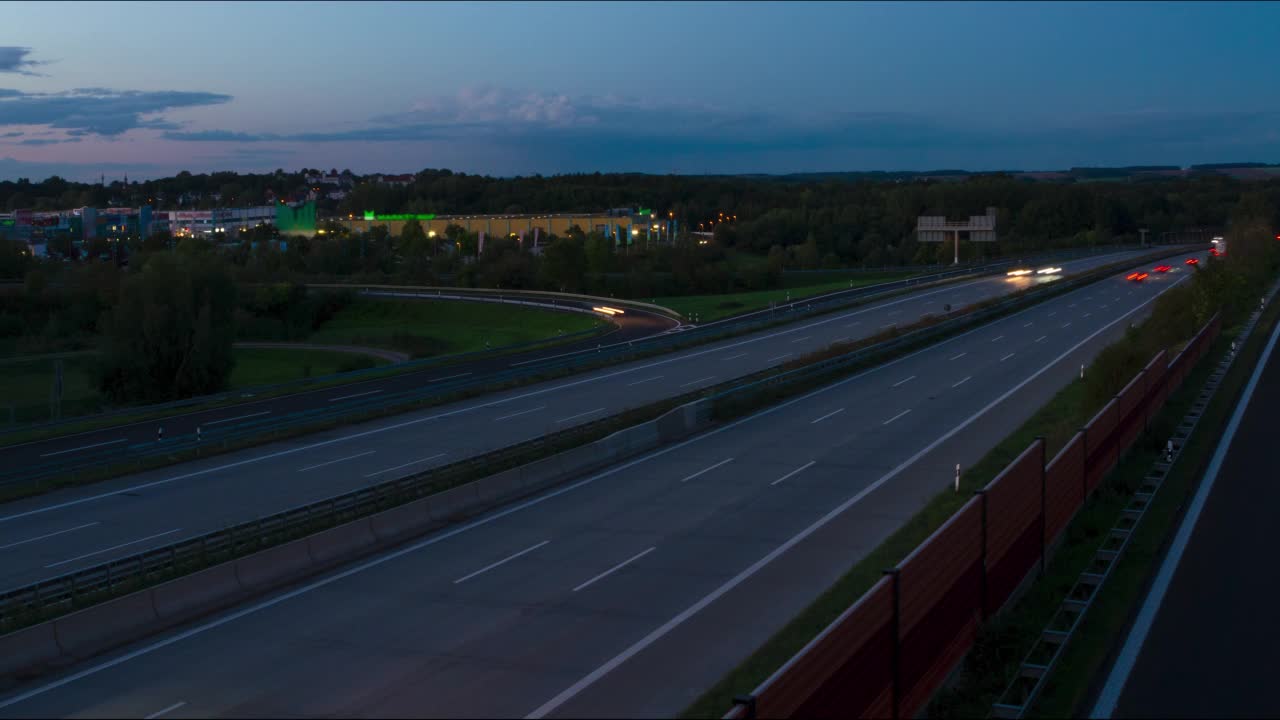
(1, 0, 1278, 181)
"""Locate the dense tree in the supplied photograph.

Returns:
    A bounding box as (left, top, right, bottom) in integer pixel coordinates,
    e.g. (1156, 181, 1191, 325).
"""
(95, 251, 238, 403)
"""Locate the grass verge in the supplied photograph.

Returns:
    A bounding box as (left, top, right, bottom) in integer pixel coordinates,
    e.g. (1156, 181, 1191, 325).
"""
(652, 274, 915, 323)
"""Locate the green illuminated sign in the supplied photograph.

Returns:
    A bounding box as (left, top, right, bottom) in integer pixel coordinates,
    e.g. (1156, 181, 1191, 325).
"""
(363, 211, 436, 221)
(0, 219, 13, 227)
(638, 208, 651, 216)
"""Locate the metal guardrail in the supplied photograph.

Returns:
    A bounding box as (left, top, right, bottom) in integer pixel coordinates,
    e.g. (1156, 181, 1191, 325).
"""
(0, 245, 1189, 630)
(0, 246, 1173, 491)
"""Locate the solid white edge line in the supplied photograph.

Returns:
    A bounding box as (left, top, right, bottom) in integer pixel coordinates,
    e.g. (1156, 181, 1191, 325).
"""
(494, 405, 547, 421)
(555, 408, 607, 424)
(572, 547, 657, 593)
(1090, 310, 1280, 718)
(202, 410, 272, 427)
(362, 453, 447, 479)
(327, 389, 383, 403)
(143, 700, 187, 719)
(38, 438, 127, 458)
(810, 409, 844, 425)
(770, 461, 817, 487)
(679, 457, 734, 483)
(453, 540, 550, 584)
(297, 450, 376, 473)
(45, 528, 183, 569)
(0, 522, 100, 550)
(0, 256, 1179, 712)
(524, 273, 1190, 719)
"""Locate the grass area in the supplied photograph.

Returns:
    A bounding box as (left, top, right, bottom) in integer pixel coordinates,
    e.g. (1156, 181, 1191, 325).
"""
(0, 348, 390, 426)
(1026, 311, 1272, 716)
(227, 347, 390, 388)
(653, 273, 915, 323)
(307, 297, 606, 358)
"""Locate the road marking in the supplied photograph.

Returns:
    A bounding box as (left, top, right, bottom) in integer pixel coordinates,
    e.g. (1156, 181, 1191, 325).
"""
(680, 457, 735, 483)
(454, 540, 550, 584)
(679, 375, 716, 388)
(789, 336, 812, 344)
(555, 407, 606, 423)
(770, 460, 817, 486)
(722, 352, 749, 361)
(991, 335, 1005, 342)
(1069, 303, 1077, 308)
(144, 702, 187, 719)
(892, 375, 916, 388)
(429, 372, 473, 383)
(1001, 352, 1015, 362)
(46, 528, 183, 569)
(494, 405, 547, 421)
(810, 408, 844, 424)
(1062, 322, 1073, 329)
(38, 438, 127, 458)
(203, 410, 271, 427)
(626, 375, 664, 386)
(883, 409, 911, 425)
(1023, 322, 1034, 328)
(0, 263, 1171, 714)
(950, 352, 967, 361)
(524, 273, 1190, 720)
(0, 522, 100, 550)
(952, 376, 971, 388)
(1100, 304, 1109, 310)
(572, 547, 657, 593)
(1048, 311, 1057, 317)
(880, 323, 897, 330)
(1092, 305, 1280, 718)
(1036, 335, 1047, 343)
(833, 336, 850, 344)
(767, 353, 792, 362)
(298, 450, 376, 473)
(0, 277, 1003, 526)
(844, 321, 861, 328)
(328, 389, 383, 402)
(363, 453, 447, 478)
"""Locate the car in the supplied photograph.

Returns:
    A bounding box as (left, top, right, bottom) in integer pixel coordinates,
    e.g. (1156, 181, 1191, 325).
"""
(1153, 265, 1171, 273)
(1127, 272, 1149, 282)
(1185, 257, 1200, 266)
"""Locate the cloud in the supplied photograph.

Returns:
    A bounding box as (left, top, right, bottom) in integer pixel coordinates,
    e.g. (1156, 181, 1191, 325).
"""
(0, 130, 21, 138)
(0, 87, 232, 136)
(0, 156, 166, 182)
(18, 137, 81, 146)
(0, 47, 46, 76)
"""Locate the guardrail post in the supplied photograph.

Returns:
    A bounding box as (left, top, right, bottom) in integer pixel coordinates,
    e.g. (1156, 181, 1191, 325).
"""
(975, 489, 989, 620)
(731, 694, 758, 719)
(884, 567, 902, 720)
(1037, 435, 1047, 576)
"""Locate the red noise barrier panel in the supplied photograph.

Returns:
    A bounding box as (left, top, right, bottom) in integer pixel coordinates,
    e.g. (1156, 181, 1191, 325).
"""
(895, 498, 983, 718)
(726, 314, 1221, 720)
(980, 439, 1045, 615)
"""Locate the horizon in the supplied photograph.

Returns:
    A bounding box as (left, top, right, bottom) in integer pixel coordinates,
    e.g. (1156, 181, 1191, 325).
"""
(3, 1, 1279, 182)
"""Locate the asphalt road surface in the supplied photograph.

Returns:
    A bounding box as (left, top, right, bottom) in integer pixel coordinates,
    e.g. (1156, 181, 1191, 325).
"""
(1093, 301, 1280, 719)
(0, 252, 1203, 718)
(0, 250, 1165, 591)
(0, 292, 677, 466)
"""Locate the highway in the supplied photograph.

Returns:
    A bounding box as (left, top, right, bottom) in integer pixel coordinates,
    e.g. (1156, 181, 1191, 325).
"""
(1092, 301, 1280, 719)
(0, 250, 1162, 592)
(0, 293, 678, 467)
(0, 251, 1203, 718)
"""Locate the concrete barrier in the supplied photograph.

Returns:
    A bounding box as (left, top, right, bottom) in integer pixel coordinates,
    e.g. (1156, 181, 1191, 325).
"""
(429, 484, 479, 524)
(53, 592, 158, 659)
(151, 564, 243, 623)
(369, 496, 437, 542)
(234, 537, 314, 590)
(0, 623, 61, 681)
(306, 519, 378, 566)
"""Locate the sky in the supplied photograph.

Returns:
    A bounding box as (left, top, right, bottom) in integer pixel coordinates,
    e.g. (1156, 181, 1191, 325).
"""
(1, 0, 1278, 181)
